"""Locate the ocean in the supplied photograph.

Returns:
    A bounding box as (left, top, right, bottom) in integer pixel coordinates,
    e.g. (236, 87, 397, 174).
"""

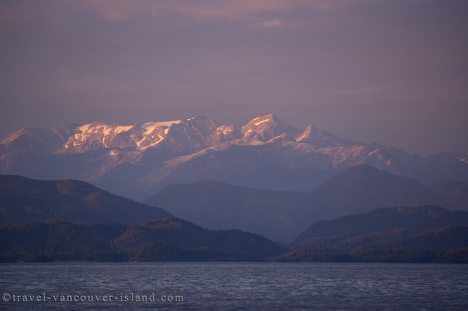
(1, 262, 467, 310)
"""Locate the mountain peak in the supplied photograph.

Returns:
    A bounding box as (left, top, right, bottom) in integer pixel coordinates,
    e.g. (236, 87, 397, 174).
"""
(140, 119, 181, 132)
(296, 124, 314, 142)
(181, 115, 219, 128)
(245, 113, 280, 126)
(242, 114, 299, 142)
(0, 127, 31, 144)
(255, 113, 278, 120)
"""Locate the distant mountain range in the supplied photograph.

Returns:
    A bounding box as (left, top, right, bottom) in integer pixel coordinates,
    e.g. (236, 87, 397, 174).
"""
(0, 175, 171, 225)
(1, 174, 467, 263)
(0, 218, 284, 262)
(2, 167, 467, 244)
(294, 205, 468, 242)
(1, 203, 466, 263)
(0, 175, 284, 262)
(1, 114, 467, 199)
(1, 117, 467, 263)
(277, 206, 468, 263)
(146, 165, 468, 242)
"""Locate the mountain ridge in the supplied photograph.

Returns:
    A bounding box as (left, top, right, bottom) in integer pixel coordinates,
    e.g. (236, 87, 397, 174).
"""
(293, 205, 468, 243)
(145, 165, 467, 243)
(0, 174, 172, 225)
(276, 206, 468, 263)
(0, 218, 284, 262)
(1, 114, 467, 199)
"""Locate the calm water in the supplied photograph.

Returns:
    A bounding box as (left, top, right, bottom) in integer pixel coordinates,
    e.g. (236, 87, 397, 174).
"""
(1, 263, 467, 310)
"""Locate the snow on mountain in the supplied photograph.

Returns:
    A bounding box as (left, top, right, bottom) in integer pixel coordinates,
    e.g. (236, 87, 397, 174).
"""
(456, 156, 468, 165)
(62, 122, 135, 153)
(0, 114, 345, 155)
(1, 114, 467, 199)
(240, 113, 299, 144)
(53, 116, 236, 155)
(0, 126, 74, 154)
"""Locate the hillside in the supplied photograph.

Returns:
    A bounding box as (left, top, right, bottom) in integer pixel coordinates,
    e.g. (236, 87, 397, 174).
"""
(294, 205, 468, 242)
(146, 165, 462, 242)
(0, 175, 171, 225)
(276, 206, 468, 263)
(1, 114, 467, 199)
(0, 218, 284, 262)
(145, 180, 309, 243)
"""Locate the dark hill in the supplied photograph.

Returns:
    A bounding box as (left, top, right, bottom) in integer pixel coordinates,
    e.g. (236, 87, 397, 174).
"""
(145, 180, 308, 243)
(294, 205, 468, 242)
(0, 218, 284, 262)
(145, 165, 458, 242)
(0, 175, 171, 225)
(276, 206, 468, 263)
(311, 165, 439, 215)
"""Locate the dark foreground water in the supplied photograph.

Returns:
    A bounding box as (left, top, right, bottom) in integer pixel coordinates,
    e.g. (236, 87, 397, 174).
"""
(1, 263, 468, 310)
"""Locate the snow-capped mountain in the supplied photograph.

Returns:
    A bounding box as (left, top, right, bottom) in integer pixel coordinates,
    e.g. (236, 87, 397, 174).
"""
(60, 117, 221, 154)
(1, 114, 467, 199)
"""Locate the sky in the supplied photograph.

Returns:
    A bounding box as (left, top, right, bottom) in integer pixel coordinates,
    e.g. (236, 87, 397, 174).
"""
(0, 0, 467, 155)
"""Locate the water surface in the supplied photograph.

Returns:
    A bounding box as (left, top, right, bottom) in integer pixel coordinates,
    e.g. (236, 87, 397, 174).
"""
(1, 263, 467, 310)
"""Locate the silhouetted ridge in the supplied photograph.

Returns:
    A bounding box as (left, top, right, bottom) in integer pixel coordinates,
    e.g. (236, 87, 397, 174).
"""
(0, 218, 284, 262)
(0, 174, 171, 225)
(146, 165, 464, 242)
(294, 205, 468, 243)
(273, 206, 468, 263)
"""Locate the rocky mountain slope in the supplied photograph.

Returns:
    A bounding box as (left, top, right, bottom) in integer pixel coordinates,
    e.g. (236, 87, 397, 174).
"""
(1, 114, 467, 199)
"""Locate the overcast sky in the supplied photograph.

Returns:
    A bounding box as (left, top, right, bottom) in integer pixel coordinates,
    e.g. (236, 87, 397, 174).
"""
(1, 0, 467, 155)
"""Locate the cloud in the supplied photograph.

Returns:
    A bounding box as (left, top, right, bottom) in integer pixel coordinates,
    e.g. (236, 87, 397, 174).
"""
(190, 57, 275, 77)
(76, 0, 348, 22)
(0, 0, 439, 28)
(260, 19, 285, 29)
(58, 69, 138, 94)
(332, 85, 393, 97)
